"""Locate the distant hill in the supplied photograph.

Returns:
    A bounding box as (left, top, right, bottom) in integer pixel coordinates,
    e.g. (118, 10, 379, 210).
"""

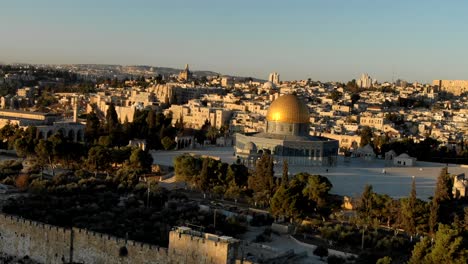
(122, 65, 220, 78)
(0, 63, 265, 82)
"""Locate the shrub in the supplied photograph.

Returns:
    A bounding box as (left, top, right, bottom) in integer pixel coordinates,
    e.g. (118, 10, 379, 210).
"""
(313, 245, 328, 260)
(327, 255, 346, 264)
(15, 174, 30, 190)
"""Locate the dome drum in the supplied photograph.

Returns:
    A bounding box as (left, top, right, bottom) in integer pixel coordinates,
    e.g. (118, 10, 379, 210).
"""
(266, 122, 309, 136)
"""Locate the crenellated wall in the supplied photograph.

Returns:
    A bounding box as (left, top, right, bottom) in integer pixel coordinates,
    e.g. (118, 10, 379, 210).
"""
(168, 230, 239, 264)
(72, 228, 168, 264)
(0, 213, 240, 264)
(0, 214, 168, 264)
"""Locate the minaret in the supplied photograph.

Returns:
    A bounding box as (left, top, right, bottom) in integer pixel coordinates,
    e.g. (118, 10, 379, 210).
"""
(72, 97, 78, 123)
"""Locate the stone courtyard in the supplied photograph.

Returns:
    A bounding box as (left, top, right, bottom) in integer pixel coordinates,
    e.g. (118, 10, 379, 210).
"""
(151, 146, 468, 200)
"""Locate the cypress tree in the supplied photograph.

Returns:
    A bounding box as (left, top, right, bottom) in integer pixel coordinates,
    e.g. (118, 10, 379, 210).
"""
(406, 176, 417, 235)
(434, 167, 452, 201)
(106, 102, 119, 133)
(281, 159, 289, 186)
(429, 167, 453, 234)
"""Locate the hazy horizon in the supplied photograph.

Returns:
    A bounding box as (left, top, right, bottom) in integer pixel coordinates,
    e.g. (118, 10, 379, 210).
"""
(1, 0, 467, 83)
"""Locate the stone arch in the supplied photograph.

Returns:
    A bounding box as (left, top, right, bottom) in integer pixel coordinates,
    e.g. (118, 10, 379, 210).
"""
(76, 129, 83, 142)
(68, 129, 75, 141)
(57, 128, 66, 136)
(38, 131, 44, 140)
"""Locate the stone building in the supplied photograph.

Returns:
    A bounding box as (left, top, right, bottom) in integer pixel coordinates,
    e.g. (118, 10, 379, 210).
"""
(166, 99, 232, 129)
(0, 109, 58, 127)
(354, 144, 375, 160)
(320, 133, 361, 150)
(0, 109, 84, 142)
(453, 173, 467, 198)
(178, 64, 192, 82)
(169, 227, 239, 264)
(357, 73, 373, 88)
(359, 116, 385, 130)
(393, 153, 416, 167)
(151, 83, 224, 105)
(268, 72, 280, 85)
(433, 80, 468, 96)
(356, 73, 373, 88)
(235, 94, 339, 166)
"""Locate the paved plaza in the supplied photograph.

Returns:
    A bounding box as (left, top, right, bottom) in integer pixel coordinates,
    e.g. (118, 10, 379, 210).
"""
(151, 147, 468, 200)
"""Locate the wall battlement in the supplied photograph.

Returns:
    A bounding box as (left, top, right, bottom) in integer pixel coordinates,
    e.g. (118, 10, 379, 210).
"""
(0, 213, 168, 264)
(0, 214, 239, 264)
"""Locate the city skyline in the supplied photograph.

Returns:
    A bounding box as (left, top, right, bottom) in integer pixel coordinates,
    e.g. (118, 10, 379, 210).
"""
(1, 0, 468, 82)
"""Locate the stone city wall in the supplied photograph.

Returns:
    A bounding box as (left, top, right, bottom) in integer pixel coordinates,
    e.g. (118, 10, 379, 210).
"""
(168, 230, 238, 264)
(0, 214, 169, 264)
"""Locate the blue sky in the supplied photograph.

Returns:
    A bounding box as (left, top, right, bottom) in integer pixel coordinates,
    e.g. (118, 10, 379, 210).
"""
(1, 0, 467, 82)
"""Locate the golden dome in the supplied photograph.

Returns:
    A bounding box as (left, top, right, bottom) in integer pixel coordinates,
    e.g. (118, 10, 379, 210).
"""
(266, 94, 309, 123)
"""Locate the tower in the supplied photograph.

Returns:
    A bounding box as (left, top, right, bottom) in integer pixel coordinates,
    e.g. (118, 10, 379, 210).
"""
(178, 64, 192, 81)
(268, 72, 280, 85)
(72, 97, 78, 123)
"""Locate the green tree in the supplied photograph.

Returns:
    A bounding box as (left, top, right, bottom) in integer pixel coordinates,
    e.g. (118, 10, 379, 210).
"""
(359, 126, 373, 147)
(376, 256, 392, 264)
(86, 145, 111, 176)
(198, 158, 211, 192)
(271, 174, 308, 220)
(161, 136, 175, 150)
(226, 164, 249, 187)
(85, 111, 100, 142)
(174, 155, 201, 182)
(302, 174, 332, 208)
(106, 102, 119, 133)
(0, 121, 20, 148)
(14, 126, 37, 158)
(146, 110, 157, 131)
(270, 185, 290, 218)
(404, 176, 417, 235)
(248, 152, 275, 199)
(372, 193, 395, 226)
(429, 167, 453, 234)
(408, 225, 468, 264)
(434, 167, 452, 201)
(351, 93, 361, 105)
(110, 147, 132, 167)
(48, 133, 69, 168)
(225, 180, 242, 200)
(129, 148, 153, 172)
(357, 184, 375, 223)
(330, 90, 342, 102)
(206, 126, 219, 143)
(346, 79, 359, 92)
(281, 159, 289, 186)
(35, 139, 53, 176)
(14, 137, 30, 158)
